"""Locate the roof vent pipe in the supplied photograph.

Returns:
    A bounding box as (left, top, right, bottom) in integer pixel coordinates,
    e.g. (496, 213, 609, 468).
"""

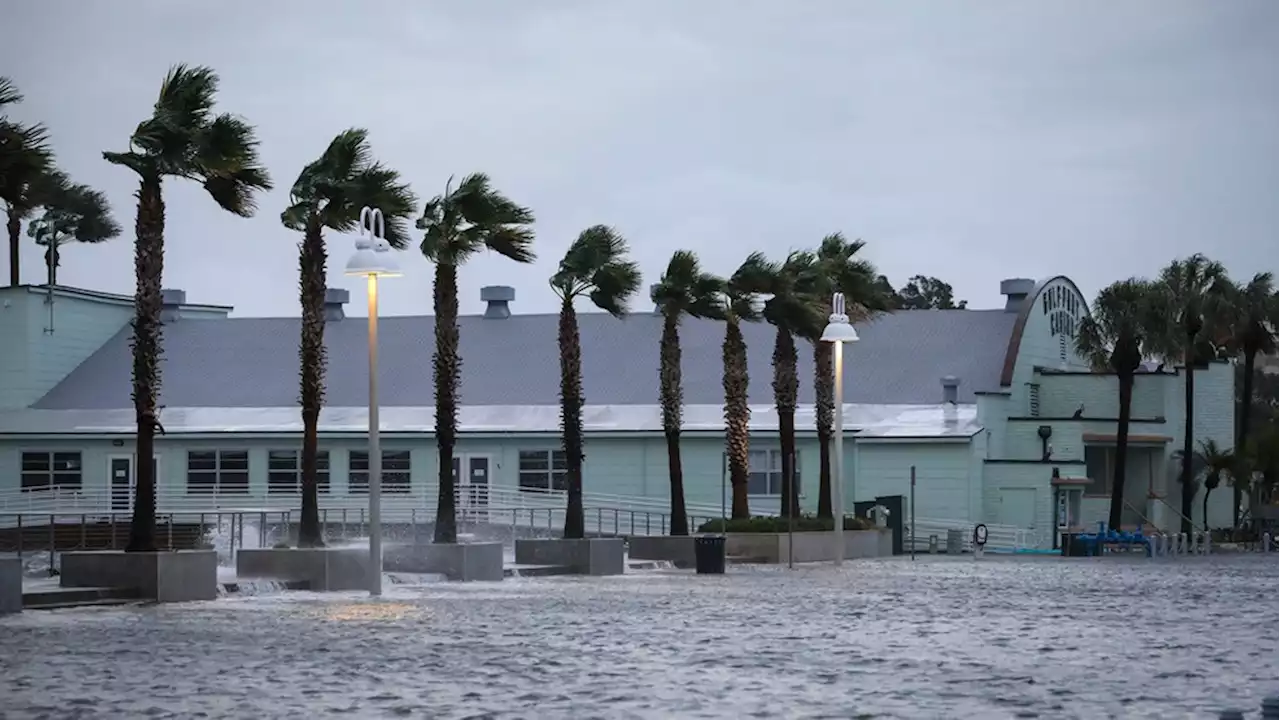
(324, 288, 349, 321)
(941, 375, 960, 404)
(160, 288, 186, 323)
(481, 285, 515, 319)
(999, 278, 1036, 313)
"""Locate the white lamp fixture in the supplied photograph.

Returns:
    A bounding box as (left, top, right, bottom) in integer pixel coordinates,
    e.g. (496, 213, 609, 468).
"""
(345, 206, 397, 597)
(821, 292, 858, 567)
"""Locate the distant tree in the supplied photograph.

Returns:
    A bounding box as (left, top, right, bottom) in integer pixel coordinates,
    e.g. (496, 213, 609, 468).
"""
(27, 175, 121, 285)
(873, 275, 901, 309)
(551, 225, 641, 539)
(897, 275, 967, 310)
(281, 128, 416, 548)
(1, 76, 57, 286)
(1222, 273, 1278, 525)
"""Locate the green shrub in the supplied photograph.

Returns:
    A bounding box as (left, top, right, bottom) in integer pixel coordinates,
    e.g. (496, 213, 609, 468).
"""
(273, 541, 292, 550)
(697, 514, 874, 534)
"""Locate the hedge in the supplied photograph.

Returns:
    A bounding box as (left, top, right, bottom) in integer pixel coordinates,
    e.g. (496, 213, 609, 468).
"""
(696, 514, 874, 534)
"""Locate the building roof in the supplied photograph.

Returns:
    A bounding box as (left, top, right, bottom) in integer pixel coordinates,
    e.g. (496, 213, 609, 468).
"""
(33, 308, 1017, 410)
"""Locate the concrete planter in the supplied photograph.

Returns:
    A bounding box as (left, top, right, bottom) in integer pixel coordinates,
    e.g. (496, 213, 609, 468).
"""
(1, 556, 21, 614)
(383, 542, 504, 582)
(236, 548, 370, 591)
(60, 550, 218, 603)
(725, 529, 893, 564)
(627, 535, 698, 567)
(515, 538, 625, 576)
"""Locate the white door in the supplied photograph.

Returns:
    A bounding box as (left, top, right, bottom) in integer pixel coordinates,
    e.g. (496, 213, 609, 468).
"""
(107, 455, 160, 513)
(998, 487, 1038, 546)
(452, 455, 494, 520)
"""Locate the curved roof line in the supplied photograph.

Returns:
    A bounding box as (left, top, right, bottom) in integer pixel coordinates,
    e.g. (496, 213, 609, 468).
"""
(998, 275, 1090, 387)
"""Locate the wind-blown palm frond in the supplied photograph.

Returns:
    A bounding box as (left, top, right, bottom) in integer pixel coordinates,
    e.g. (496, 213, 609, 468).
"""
(27, 180, 121, 247)
(418, 173, 535, 264)
(551, 224, 642, 317)
(0, 77, 22, 108)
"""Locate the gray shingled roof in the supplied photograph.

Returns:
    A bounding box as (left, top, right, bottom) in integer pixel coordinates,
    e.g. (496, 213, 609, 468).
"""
(33, 309, 1017, 410)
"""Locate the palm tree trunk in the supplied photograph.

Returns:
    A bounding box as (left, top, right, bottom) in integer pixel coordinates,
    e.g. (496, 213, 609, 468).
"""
(772, 326, 799, 518)
(1235, 350, 1257, 527)
(813, 341, 834, 519)
(7, 211, 19, 286)
(722, 317, 751, 519)
(127, 177, 164, 553)
(1179, 344, 1196, 535)
(559, 298, 586, 539)
(1202, 487, 1213, 534)
(432, 262, 461, 544)
(659, 311, 689, 535)
(297, 219, 327, 548)
(1109, 371, 1134, 530)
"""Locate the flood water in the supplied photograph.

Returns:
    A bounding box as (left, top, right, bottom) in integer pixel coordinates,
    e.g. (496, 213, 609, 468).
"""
(1, 555, 1276, 719)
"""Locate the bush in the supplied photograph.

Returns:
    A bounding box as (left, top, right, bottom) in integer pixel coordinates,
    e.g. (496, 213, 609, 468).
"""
(697, 514, 874, 534)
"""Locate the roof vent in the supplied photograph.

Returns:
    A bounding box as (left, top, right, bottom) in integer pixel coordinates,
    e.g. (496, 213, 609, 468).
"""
(999, 278, 1036, 313)
(160, 288, 186, 323)
(324, 288, 349, 321)
(481, 285, 514, 319)
(941, 375, 960, 404)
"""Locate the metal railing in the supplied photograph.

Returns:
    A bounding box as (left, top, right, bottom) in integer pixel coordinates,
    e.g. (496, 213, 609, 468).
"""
(905, 517, 1041, 553)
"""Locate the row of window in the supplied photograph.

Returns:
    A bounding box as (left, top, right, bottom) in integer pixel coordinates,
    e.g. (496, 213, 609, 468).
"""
(17, 448, 800, 496)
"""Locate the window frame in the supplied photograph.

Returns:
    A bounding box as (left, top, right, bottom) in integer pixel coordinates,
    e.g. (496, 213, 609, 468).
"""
(267, 450, 331, 496)
(743, 449, 801, 498)
(19, 451, 83, 491)
(186, 449, 250, 496)
(348, 450, 412, 495)
(517, 449, 568, 493)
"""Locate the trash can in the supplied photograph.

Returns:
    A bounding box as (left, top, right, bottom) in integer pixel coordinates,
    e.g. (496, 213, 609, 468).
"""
(695, 535, 726, 575)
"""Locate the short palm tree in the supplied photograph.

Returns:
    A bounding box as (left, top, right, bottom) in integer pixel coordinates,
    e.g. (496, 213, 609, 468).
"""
(1223, 273, 1277, 525)
(104, 65, 272, 551)
(26, 176, 121, 285)
(722, 255, 766, 519)
(419, 173, 535, 544)
(1075, 279, 1164, 530)
(1, 76, 56, 286)
(652, 251, 724, 536)
(551, 225, 641, 539)
(807, 233, 889, 518)
(1195, 439, 1239, 532)
(1150, 254, 1229, 535)
(282, 128, 416, 548)
(738, 251, 827, 518)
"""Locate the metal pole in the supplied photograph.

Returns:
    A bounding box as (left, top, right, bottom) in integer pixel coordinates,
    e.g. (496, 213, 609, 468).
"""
(832, 340, 845, 566)
(910, 465, 917, 561)
(368, 273, 383, 597)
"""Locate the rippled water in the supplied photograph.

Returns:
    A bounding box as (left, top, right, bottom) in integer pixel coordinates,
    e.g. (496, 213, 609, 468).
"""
(1, 555, 1276, 719)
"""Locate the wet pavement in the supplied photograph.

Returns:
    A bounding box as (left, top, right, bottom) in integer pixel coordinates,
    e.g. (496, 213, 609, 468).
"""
(1, 555, 1276, 719)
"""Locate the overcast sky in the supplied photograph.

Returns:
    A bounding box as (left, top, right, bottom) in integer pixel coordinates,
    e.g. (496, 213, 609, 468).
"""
(4, 0, 1276, 317)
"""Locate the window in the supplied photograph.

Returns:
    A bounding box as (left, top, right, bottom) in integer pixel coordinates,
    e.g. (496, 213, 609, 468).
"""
(518, 449, 567, 492)
(349, 450, 411, 495)
(748, 449, 800, 497)
(20, 451, 82, 491)
(186, 450, 249, 495)
(267, 450, 330, 495)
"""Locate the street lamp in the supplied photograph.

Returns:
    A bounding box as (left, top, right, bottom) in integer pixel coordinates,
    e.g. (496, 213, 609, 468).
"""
(820, 292, 859, 566)
(345, 207, 401, 597)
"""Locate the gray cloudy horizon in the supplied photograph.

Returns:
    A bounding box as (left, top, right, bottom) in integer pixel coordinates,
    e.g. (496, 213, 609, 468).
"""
(4, 0, 1277, 319)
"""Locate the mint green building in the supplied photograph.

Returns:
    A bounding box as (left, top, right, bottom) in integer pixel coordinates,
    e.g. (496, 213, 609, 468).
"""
(0, 276, 1235, 549)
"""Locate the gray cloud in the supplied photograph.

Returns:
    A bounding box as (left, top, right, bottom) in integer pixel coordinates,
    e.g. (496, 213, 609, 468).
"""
(4, 0, 1276, 317)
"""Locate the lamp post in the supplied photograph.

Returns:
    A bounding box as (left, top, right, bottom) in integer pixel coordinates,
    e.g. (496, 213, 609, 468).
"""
(820, 292, 859, 566)
(344, 207, 401, 597)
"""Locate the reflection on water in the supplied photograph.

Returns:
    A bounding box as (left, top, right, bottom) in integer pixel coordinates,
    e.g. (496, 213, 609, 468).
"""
(0, 556, 1275, 719)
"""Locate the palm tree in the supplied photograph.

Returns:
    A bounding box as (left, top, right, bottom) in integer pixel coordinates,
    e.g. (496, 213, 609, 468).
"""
(551, 225, 641, 539)
(722, 255, 766, 519)
(1075, 279, 1164, 530)
(26, 176, 121, 285)
(739, 251, 827, 518)
(652, 251, 724, 536)
(1150, 254, 1228, 535)
(1195, 439, 1239, 532)
(103, 65, 272, 552)
(806, 234, 890, 518)
(1, 76, 56, 286)
(1223, 273, 1278, 525)
(419, 173, 535, 544)
(282, 129, 416, 548)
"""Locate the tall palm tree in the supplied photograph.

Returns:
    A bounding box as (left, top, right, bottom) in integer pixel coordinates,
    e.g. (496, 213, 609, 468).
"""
(1075, 279, 1163, 530)
(806, 233, 890, 518)
(282, 128, 416, 548)
(103, 65, 272, 552)
(551, 225, 641, 539)
(1223, 273, 1278, 525)
(652, 251, 724, 536)
(419, 173, 534, 544)
(739, 251, 827, 518)
(1150, 254, 1229, 536)
(722, 255, 766, 519)
(1, 76, 56, 286)
(26, 176, 121, 286)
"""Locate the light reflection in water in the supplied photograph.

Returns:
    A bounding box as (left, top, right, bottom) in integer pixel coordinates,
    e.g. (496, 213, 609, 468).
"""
(320, 602, 423, 622)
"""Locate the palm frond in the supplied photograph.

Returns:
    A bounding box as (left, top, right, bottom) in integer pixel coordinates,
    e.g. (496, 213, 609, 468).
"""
(0, 76, 22, 107)
(28, 180, 121, 246)
(652, 250, 725, 319)
(417, 173, 534, 265)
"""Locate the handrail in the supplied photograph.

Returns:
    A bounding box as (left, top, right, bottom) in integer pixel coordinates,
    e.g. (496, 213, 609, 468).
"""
(1151, 494, 1203, 532)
